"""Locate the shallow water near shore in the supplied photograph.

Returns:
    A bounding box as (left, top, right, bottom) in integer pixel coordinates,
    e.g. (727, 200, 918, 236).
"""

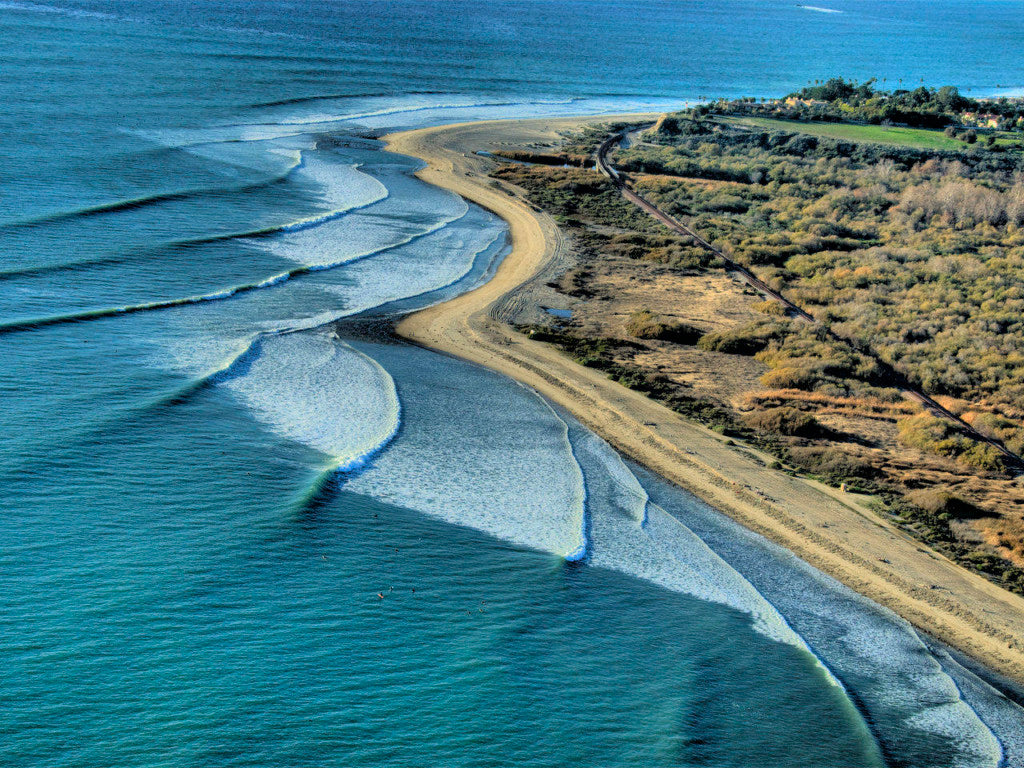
(3, 1, 1024, 765)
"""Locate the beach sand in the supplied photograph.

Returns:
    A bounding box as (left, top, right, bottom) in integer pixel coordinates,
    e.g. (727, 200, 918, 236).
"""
(385, 116, 1024, 685)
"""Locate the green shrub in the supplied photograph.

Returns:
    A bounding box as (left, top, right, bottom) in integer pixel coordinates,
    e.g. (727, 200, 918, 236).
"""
(906, 488, 987, 519)
(786, 446, 879, 483)
(744, 407, 823, 437)
(760, 366, 822, 390)
(755, 299, 787, 316)
(698, 321, 784, 355)
(625, 310, 702, 343)
(898, 413, 1007, 471)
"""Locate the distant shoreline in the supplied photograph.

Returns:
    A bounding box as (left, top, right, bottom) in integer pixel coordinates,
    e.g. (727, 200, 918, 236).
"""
(383, 115, 1024, 685)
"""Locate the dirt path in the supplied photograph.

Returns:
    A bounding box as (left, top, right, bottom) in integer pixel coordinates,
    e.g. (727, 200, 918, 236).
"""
(385, 116, 1024, 685)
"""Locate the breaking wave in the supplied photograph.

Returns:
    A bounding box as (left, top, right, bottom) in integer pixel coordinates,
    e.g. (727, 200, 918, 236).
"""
(220, 332, 401, 473)
(344, 343, 588, 561)
(228, 96, 582, 129)
(634, 463, 1009, 768)
(0, 203, 474, 336)
(0, 150, 303, 232)
(565, 424, 843, 675)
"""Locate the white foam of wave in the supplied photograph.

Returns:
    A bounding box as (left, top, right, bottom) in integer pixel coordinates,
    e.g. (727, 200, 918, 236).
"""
(344, 339, 832, 679)
(568, 429, 840, 673)
(928, 643, 1023, 767)
(543, 403, 588, 561)
(346, 96, 691, 132)
(137, 94, 692, 153)
(634, 466, 1005, 767)
(344, 346, 587, 560)
(798, 4, 843, 13)
(262, 165, 470, 269)
(341, 342, 851, 702)
(156, 197, 503, 381)
(255, 272, 291, 288)
(240, 94, 581, 129)
(311, 205, 505, 317)
(153, 134, 312, 178)
(780, 570, 1001, 766)
(272, 157, 388, 233)
(227, 209, 506, 343)
(1, 181, 468, 339)
(219, 332, 399, 472)
(907, 702, 1002, 768)
(0, 0, 115, 19)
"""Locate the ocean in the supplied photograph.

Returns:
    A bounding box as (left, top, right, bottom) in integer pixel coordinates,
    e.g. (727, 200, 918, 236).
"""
(2, 1, 1024, 765)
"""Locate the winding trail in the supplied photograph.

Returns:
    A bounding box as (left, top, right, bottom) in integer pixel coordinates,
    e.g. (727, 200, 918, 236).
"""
(596, 130, 1024, 467)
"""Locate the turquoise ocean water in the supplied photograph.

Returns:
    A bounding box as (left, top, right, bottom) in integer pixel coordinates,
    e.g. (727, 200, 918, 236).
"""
(2, 1, 1024, 765)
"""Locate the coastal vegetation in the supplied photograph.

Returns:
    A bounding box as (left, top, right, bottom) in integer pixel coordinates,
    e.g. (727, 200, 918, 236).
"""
(702, 77, 1024, 133)
(490, 91, 1024, 596)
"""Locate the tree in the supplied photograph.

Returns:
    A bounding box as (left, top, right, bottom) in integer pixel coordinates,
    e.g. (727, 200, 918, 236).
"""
(800, 77, 857, 102)
(935, 85, 970, 112)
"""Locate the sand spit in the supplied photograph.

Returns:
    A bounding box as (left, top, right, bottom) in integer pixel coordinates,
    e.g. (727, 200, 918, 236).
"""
(385, 116, 1024, 685)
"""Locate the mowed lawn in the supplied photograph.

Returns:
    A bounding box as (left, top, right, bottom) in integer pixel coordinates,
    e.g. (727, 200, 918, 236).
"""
(717, 115, 967, 151)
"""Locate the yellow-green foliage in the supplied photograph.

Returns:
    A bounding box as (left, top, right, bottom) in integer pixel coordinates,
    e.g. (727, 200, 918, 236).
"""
(971, 412, 1024, 454)
(760, 366, 820, 390)
(625, 310, 701, 344)
(755, 299, 786, 316)
(898, 413, 967, 453)
(897, 413, 1006, 471)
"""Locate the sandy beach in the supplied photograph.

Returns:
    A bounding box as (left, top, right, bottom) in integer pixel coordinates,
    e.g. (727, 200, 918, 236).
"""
(385, 116, 1024, 686)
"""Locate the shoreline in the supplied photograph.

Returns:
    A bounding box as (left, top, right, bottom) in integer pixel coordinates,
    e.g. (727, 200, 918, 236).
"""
(383, 115, 1024, 685)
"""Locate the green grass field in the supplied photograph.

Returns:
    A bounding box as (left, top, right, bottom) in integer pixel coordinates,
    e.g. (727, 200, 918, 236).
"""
(718, 115, 968, 151)
(992, 132, 1024, 150)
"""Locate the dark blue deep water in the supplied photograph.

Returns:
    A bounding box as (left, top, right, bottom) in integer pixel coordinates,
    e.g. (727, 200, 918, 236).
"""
(2, 1, 1024, 765)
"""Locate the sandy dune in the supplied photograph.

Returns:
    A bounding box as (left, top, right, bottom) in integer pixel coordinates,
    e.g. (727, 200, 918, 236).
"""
(384, 116, 1024, 685)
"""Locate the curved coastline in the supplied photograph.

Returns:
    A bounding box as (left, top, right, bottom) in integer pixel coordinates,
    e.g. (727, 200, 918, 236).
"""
(384, 116, 1024, 686)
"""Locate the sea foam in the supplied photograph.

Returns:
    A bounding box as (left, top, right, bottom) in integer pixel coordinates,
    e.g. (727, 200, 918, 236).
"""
(219, 332, 400, 472)
(566, 425, 835, 661)
(635, 463, 1009, 767)
(344, 342, 587, 560)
